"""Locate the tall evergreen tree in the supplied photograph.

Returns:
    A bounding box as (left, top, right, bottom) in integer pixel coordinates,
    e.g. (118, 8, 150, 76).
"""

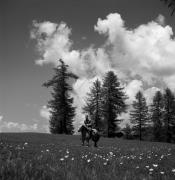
(83, 79, 102, 129)
(130, 91, 149, 141)
(43, 59, 78, 134)
(101, 71, 127, 137)
(163, 88, 175, 142)
(150, 91, 164, 141)
(160, 0, 175, 15)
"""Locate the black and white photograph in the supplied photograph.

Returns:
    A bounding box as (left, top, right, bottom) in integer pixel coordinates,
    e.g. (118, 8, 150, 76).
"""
(1, 0, 175, 179)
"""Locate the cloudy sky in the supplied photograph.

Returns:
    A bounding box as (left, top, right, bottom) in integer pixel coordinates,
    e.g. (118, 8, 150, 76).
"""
(1, 0, 175, 133)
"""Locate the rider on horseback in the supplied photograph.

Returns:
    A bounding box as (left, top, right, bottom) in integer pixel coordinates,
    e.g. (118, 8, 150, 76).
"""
(84, 115, 92, 130)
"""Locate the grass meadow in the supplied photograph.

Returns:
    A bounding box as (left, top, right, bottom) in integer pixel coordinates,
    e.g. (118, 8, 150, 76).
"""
(0, 133, 175, 180)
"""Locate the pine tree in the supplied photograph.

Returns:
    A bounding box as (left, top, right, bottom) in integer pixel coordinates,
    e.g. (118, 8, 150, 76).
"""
(163, 88, 175, 142)
(150, 91, 164, 141)
(83, 79, 102, 129)
(160, 0, 175, 15)
(43, 59, 78, 134)
(101, 71, 127, 137)
(130, 91, 149, 141)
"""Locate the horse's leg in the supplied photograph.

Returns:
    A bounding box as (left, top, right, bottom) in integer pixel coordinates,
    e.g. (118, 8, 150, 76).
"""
(87, 139, 89, 146)
(81, 134, 84, 146)
(82, 137, 85, 146)
(94, 141, 97, 147)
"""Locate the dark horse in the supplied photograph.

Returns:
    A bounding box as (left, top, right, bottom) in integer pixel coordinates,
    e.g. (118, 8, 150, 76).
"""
(78, 125, 100, 147)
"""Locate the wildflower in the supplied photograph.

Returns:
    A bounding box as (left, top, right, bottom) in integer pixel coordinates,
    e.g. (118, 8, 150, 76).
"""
(87, 159, 91, 163)
(146, 166, 149, 168)
(136, 166, 139, 169)
(120, 162, 123, 165)
(149, 168, 154, 172)
(109, 152, 113, 156)
(172, 169, 175, 173)
(60, 158, 64, 161)
(103, 162, 107, 165)
(160, 172, 164, 175)
(46, 149, 49, 152)
(71, 157, 74, 161)
(153, 164, 158, 168)
(65, 155, 69, 158)
(160, 155, 164, 159)
(24, 142, 28, 146)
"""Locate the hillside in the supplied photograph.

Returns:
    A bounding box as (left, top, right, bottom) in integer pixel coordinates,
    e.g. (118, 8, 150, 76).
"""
(0, 133, 175, 180)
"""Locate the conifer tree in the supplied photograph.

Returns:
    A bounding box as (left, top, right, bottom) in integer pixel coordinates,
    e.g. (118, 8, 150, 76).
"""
(150, 91, 164, 141)
(160, 0, 175, 15)
(130, 91, 149, 140)
(101, 71, 127, 137)
(43, 59, 78, 134)
(163, 88, 175, 142)
(83, 79, 102, 129)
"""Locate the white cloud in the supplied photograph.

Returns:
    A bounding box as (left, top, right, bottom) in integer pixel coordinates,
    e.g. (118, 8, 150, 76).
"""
(156, 14, 165, 26)
(0, 115, 3, 122)
(95, 13, 175, 86)
(31, 13, 175, 130)
(0, 121, 38, 132)
(40, 105, 51, 120)
(125, 80, 143, 104)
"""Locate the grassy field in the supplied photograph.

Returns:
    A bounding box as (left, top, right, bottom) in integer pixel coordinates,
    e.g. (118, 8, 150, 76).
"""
(0, 133, 175, 180)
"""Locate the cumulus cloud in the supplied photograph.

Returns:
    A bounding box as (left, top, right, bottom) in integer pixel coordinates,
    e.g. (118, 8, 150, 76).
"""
(31, 13, 175, 128)
(156, 14, 166, 26)
(0, 115, 3, 122)
(0, 120, 38, 132)
(125, 80, 143, 104)
(40, 105, 51, 120)
(95, 13, 175, 86)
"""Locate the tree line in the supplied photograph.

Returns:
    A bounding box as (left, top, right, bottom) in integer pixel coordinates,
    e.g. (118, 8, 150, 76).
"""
(44, 59, 175, 143)
(127, 89, 175, 143)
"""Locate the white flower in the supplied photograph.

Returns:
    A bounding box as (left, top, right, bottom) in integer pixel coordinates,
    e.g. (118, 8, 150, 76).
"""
(160, 155, 164, 159)
(87, 159, 91, 163)
(60, 158, 64, 161)
(24, 142, 28, 145)
(146, 166, 149, 168)
(160, 171, 164, 174)
(65, 155, 69, 158)
(136, 166, 139, 169)
(149, 168, 154, 171)
(71, 157, 74, 161)
(109, 152, 113, 156)
(46, 149, 49, 152)
(172, 169, 175, 173)
(153, 164, 158, 168)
